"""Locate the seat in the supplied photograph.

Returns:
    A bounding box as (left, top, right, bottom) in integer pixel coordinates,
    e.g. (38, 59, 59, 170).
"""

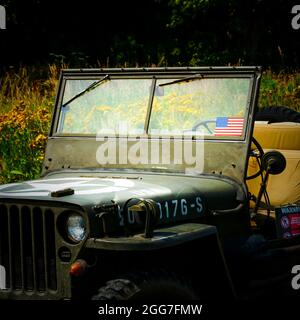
(247, 122, 300, 206)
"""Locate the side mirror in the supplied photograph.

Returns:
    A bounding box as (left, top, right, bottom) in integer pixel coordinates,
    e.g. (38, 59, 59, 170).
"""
(261, 150, 286, 175)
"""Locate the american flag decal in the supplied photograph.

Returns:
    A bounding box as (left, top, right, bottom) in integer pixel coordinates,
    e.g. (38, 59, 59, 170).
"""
(214, 117, 244, 136)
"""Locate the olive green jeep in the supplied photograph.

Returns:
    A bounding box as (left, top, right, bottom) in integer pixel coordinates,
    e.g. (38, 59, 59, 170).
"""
(0, 67, 299, 300)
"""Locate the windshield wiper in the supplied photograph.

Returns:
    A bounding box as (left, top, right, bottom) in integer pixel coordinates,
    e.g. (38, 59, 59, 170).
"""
(62, 74, 110, 107)
(159, 74, 203, 87)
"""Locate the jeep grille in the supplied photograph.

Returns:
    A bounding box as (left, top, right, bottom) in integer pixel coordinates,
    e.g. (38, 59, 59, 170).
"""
(0, 203, 57, 297)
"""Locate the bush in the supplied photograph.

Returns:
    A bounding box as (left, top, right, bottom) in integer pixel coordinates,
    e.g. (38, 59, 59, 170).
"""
(0, 102, 51, 183)
(0, 65, 58, 184)
(259, 70, 300, 112)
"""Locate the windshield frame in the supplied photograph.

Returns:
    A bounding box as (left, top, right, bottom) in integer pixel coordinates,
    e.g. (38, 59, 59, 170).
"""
(51, 68, 259, 142)
(46, 67, 261, 182)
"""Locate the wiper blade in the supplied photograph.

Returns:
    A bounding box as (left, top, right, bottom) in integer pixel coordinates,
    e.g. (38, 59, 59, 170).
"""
(159, 74, 203, 87)
(62, 74, 110, 107)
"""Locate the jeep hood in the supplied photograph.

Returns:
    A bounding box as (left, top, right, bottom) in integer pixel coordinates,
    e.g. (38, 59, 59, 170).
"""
(0, 172, 245, 211)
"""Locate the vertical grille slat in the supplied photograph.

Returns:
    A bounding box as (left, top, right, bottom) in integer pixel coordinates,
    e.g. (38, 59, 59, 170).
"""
(7, 208, 12, 290)
(0, 203, 58, 295)
(0, 205, 10, 289)
(33, 207, 46, 292)
(30, 207, 37, 291)
(18, 208, 24, 290)
(10, 206, 22, 290)
(45, 210, 57, 291)
(22, 206, 34, 290)
(42, 211, 48, 290)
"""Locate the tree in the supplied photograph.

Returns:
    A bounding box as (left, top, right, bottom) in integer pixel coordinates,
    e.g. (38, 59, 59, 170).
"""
(166, 0, 300, 68)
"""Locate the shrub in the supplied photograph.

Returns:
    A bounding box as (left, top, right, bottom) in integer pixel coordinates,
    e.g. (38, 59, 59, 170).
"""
(0, 65, 58, 183)
(0, 102, 51, 183)
(259, 70, 300, 112)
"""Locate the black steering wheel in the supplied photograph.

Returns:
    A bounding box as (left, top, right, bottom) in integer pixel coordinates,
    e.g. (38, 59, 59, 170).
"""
(246, 137, 265, 180)
(191, 120, 216, 134)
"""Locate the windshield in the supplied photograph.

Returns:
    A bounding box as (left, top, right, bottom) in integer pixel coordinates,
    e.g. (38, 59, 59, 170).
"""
(45, 69, 261, 180)
(57, 76, 251, 138)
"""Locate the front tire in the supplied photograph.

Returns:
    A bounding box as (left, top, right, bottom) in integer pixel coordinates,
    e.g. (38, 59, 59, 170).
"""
(92, 272, 198, 300)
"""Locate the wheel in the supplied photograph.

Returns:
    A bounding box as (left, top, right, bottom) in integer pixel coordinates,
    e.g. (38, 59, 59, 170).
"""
(246, 136, 264, 180)
(191, 120, 216, 134)
(255, 106, 300, 123)
(92, 272, 198, 300)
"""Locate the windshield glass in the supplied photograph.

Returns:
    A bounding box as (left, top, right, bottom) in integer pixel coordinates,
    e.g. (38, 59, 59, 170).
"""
(58, 79, 151, 134)
(149, 78, 249, 135)
(57, 76, 251, 138)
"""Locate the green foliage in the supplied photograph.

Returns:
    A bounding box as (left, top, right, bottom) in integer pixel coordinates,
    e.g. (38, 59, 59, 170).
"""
(168, 0, 215, 29)
(166, 0, 298, 69)
(0, 65, 58, 183)
(259, 71, 300, 111)
(1, 1, 300, 69)
(0, 103, 51, 184)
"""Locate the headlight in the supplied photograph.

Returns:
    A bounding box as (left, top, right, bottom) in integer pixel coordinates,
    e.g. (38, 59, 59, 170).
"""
(66, 213, 86, 243)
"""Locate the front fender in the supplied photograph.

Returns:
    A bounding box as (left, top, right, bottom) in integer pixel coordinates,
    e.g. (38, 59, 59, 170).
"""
(86, 223, 216, 251)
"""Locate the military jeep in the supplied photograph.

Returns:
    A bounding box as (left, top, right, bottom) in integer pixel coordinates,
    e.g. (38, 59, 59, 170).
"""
(0, 67, 299, 300)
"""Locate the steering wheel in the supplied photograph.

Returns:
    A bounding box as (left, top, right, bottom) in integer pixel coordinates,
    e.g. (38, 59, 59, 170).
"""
(246, 137, 265, 180)
(191, 120, 216, 134)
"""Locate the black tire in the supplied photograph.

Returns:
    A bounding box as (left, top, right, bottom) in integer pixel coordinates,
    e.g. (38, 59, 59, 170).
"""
(255, 106, 300, 123)
(92, 272, 198, 300)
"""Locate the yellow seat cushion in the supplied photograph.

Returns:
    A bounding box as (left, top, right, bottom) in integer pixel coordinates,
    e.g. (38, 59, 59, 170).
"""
(253, 122, 300, 150)
(248, 122, 300, 206)
(247, 149, 300, 206)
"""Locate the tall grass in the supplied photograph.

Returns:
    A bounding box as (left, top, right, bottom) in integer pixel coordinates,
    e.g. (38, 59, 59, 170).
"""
(0, 65, 59, 114)
(1, 66, 299, 115)
(0, 66, 299, 184)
